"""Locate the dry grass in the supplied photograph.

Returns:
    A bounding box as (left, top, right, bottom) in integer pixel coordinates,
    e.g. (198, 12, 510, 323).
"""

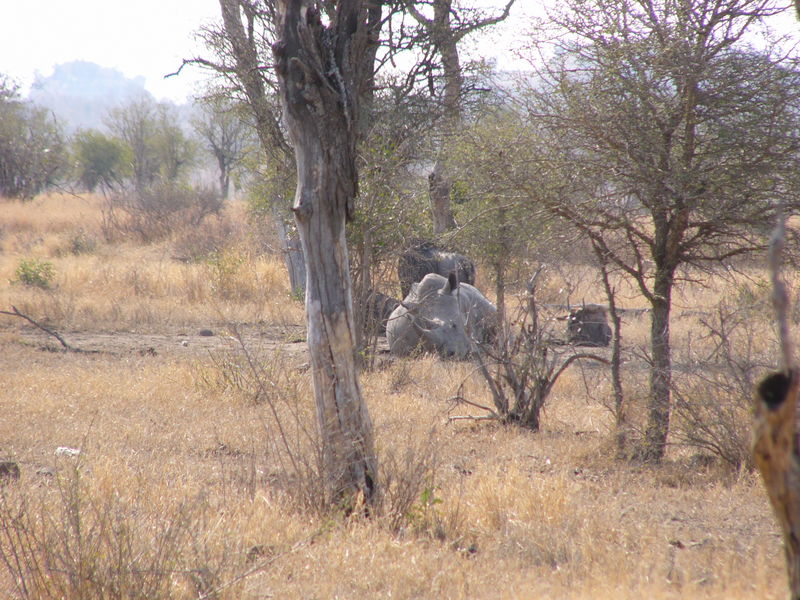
(0, 193, 791, 598)
(0, 193, 304, 331)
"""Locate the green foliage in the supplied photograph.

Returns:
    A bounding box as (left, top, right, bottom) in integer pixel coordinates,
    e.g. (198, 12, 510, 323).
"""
(12, 258, 55, 289)
(448, 109, 561, 309)
(0, 75, 68, 199)
(72, 129, 129, 192)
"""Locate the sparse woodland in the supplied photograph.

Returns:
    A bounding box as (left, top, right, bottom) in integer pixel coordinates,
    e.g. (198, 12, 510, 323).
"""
(1, 0, 800, 598)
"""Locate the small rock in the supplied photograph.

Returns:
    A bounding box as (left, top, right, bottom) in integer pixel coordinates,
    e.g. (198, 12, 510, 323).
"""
(181, 340, 189, 347)
(55, 447, 80, 458)
(36, 466, 56, 477)
(198, 329, 214, 337)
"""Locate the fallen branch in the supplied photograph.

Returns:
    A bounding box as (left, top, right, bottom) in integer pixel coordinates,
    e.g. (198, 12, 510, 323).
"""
(446, 395, 500, 424)
(448, 414, 501, 423)
(446, 394, 497, 416)
(0, 306, 77, 351)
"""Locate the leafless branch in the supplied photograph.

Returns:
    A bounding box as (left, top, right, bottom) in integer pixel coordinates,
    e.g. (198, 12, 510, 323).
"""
(0, 306, 77, 351)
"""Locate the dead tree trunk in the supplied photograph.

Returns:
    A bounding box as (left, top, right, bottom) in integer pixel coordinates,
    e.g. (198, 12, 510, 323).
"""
(273, 206, 306, 297)
(273, 1, 378, 508)
(754, 370, 800, 599)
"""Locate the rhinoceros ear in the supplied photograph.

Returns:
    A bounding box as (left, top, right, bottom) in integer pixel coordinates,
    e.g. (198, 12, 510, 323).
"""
(443, 271, 458, 295)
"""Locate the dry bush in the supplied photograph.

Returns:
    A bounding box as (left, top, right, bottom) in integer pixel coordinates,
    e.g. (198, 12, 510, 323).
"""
(671, 299, 776, 469)
(0, 464, 241, 600)
(458, 274, 608, 431)
(52, 228, 99, 257)
(102, 183, 222, 243)
(171, 213, 246, 263)
(195, 332, 443, 523)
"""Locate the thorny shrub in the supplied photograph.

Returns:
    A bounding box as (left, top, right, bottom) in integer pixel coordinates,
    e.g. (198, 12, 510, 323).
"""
(102, 182, 222, 243)
(671, 300, 776, 470)
(457, 273, 607, 431)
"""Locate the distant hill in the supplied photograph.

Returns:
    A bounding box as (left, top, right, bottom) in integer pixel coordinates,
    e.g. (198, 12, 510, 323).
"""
(28, 61, 157, 132)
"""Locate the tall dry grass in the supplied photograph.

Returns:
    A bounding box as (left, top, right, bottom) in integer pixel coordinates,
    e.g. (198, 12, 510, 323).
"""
(0, 193, 304, 331)
(0, 341, 787, 599)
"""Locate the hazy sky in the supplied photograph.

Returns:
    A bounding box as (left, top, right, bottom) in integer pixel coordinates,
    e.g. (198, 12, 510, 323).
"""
(3, 2, 794, 104)
(1, 0, 227, 102)
(0, 1, 534, 103)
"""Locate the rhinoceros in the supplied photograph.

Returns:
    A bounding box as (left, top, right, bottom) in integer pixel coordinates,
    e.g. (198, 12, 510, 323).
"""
(397, 241, 476, 298)
(567, 304, 611, 347)
(386, 272, 496, 358)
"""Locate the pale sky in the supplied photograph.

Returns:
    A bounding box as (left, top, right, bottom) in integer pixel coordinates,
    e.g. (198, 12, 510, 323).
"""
(1, 2, 794, 104)
(0, 1, 536, 104)
(0, 0, 226, 102)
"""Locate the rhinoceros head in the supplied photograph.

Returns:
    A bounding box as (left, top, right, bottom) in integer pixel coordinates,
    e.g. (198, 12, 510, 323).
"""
(387, 272, 473, 358)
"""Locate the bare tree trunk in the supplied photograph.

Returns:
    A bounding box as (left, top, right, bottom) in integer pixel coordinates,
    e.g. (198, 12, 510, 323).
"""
(642, 272, 673, 461)
(406, 0, 514, 236)
(218, 163, 230, 200)
(493, 260, 506, 327)
(273, 1, 378, 508)
(273, 206, 306, 297)
(429, 0, 462, 236)
(429, 161, 456, 235)
(597, 258, 626, 457)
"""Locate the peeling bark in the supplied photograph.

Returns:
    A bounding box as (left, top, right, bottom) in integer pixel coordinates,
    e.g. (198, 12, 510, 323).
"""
(273, 1, 378, 508)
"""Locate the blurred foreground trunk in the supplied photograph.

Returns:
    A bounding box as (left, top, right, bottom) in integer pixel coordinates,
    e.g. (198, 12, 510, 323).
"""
(753, 370, 800, 599)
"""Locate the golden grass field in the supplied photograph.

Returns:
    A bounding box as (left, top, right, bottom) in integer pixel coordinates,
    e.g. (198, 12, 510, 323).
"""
(0, 192, 791, 598)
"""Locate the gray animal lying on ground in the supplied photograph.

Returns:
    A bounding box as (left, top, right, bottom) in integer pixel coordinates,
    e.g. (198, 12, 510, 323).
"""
(387, 272, 496, 358)
(567, 304, 612, 347)
(397, 241, 476, 298)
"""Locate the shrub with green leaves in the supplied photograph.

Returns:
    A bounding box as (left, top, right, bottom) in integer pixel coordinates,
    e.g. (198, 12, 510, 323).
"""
(12, 258, 55, 289)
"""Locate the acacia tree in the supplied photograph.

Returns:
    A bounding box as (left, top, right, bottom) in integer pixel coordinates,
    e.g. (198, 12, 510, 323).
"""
(105, 96, 195, 190)
(72, 129, 129, 193)
(521, 0, 800, 460)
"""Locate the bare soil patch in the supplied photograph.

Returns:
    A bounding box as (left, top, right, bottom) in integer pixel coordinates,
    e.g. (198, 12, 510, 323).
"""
(2, 322, 310, 359)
